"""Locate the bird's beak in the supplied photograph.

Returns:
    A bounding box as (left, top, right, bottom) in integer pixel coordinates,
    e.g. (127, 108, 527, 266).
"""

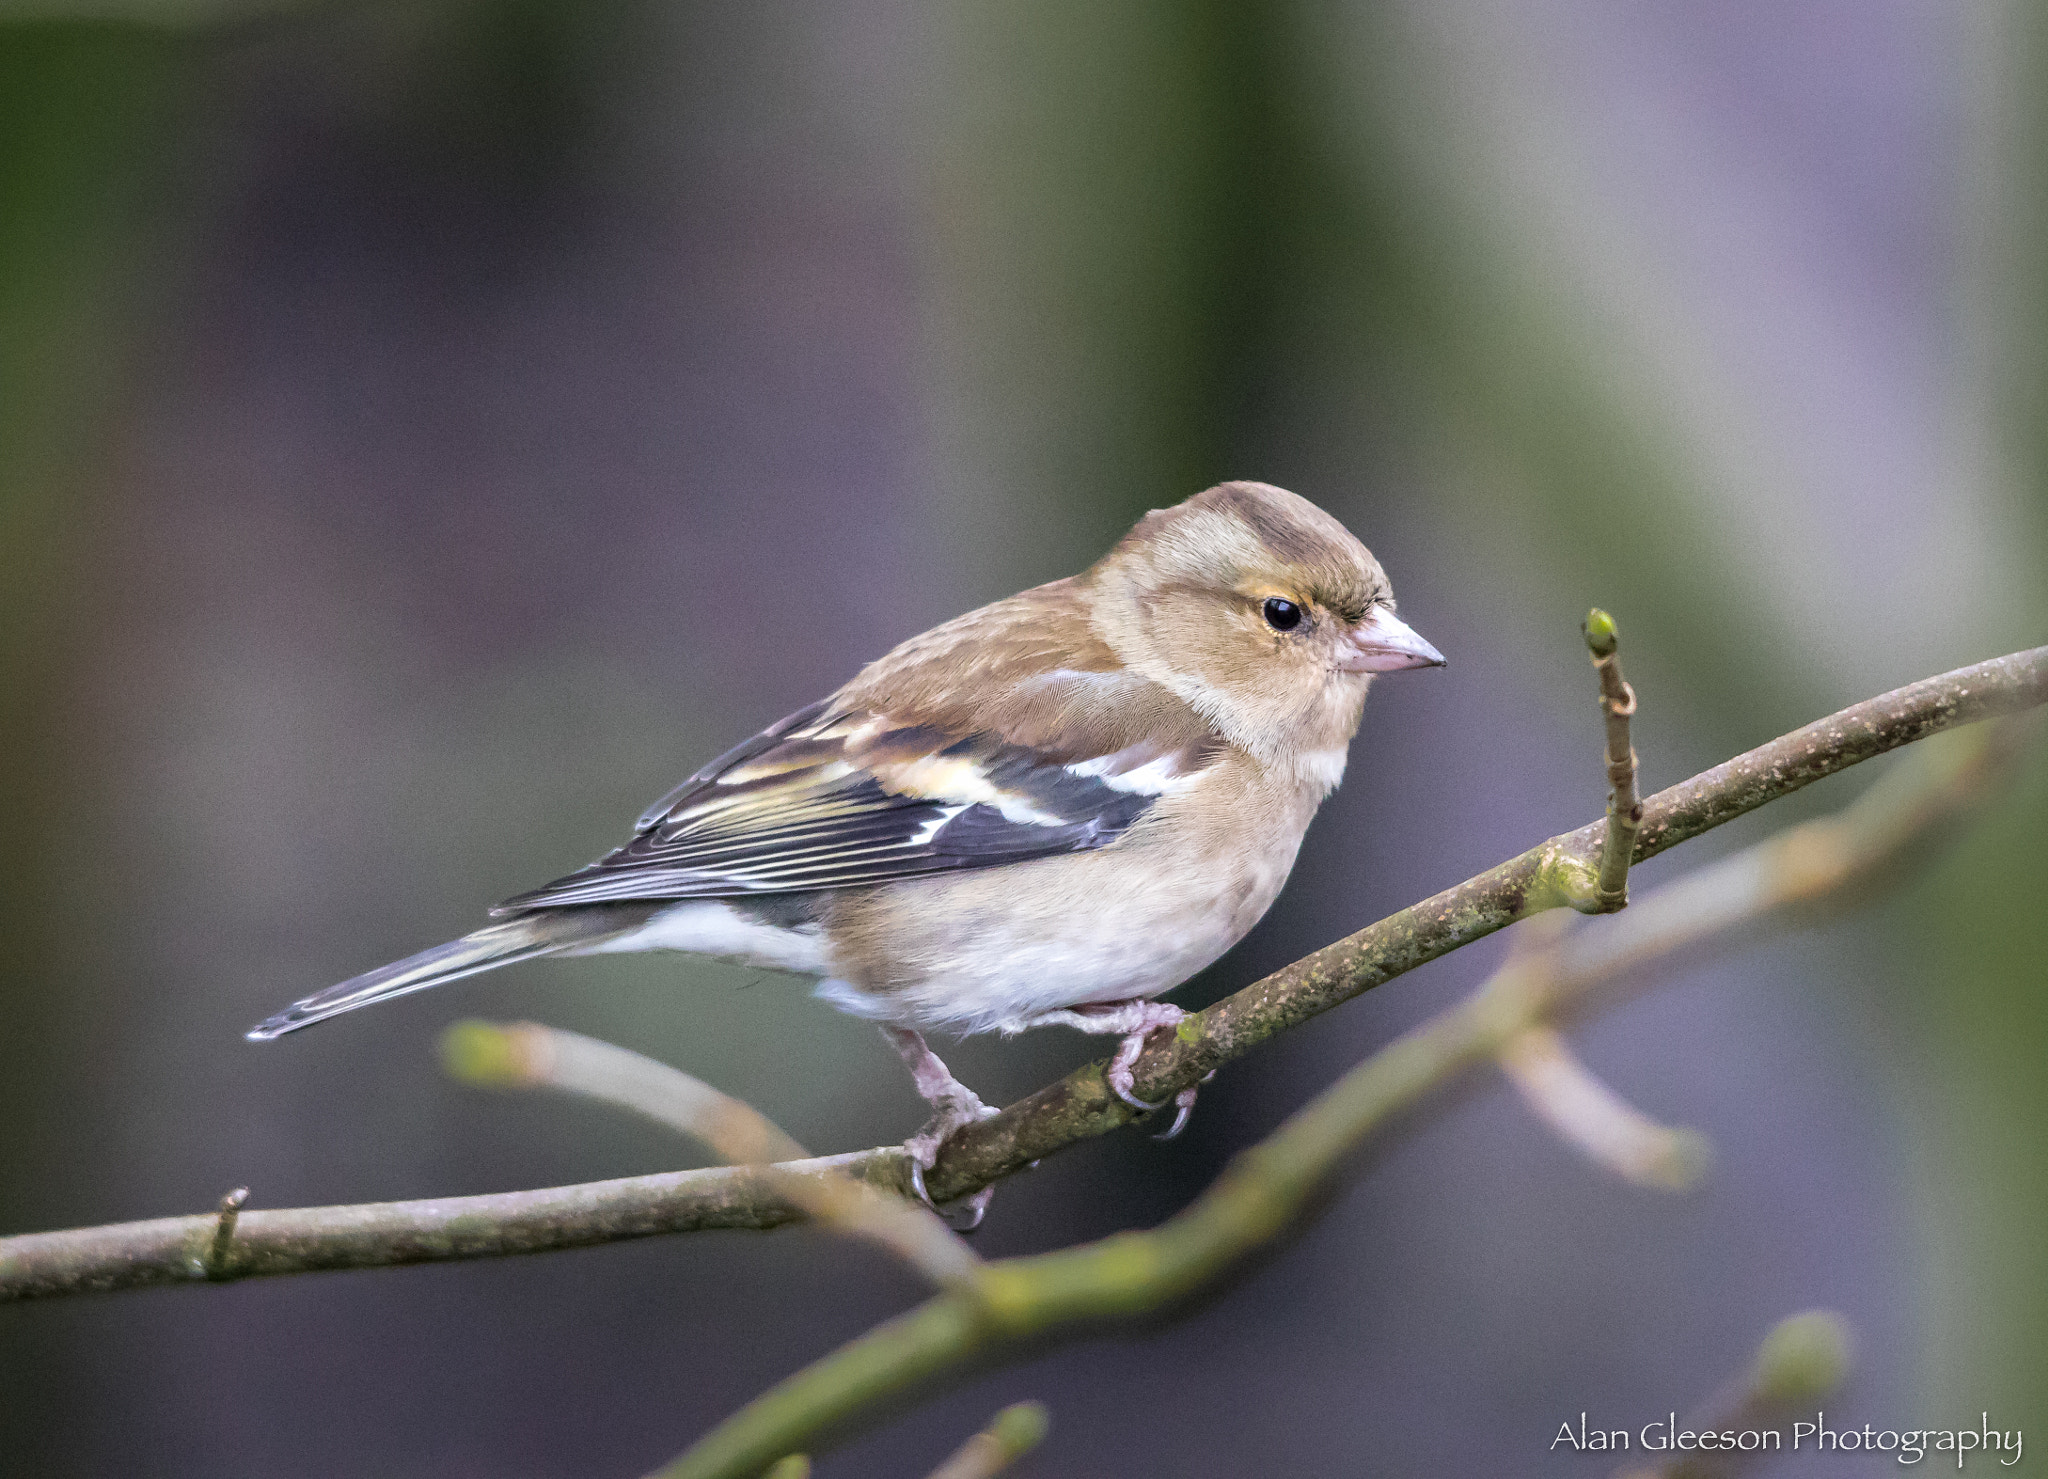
(1337, 607, 1446, 673)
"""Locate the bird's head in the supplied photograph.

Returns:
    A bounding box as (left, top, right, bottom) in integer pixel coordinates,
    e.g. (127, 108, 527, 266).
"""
(1088, 481, 1443, 772)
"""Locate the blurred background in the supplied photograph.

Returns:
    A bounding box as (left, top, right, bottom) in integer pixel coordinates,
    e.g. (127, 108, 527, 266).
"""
(2, 1, 2044, 1474)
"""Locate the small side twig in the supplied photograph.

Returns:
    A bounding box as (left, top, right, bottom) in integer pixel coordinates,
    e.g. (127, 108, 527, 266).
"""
(761, 1164, 982, 1293)
(1496, 914, 1708, 1189)
(205, 1187, 249, 1279)
(445, 1020, 981, 1292)
(924, 1402, 1050, 1479)
(1583, 607, 1641, 911)
(1498, 1026, 1710, 1191)
(442, 1021, 811, 1165)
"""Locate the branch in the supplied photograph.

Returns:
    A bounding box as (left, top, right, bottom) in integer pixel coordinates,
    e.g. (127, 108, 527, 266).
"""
(645, 718, 2019, 1479)
(2, 644, 2042, 1300)
(0, 1154, 913, 1300)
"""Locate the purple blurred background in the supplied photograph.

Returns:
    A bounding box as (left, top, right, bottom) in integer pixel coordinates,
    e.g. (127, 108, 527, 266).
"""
(2, 2, 2044, 1474)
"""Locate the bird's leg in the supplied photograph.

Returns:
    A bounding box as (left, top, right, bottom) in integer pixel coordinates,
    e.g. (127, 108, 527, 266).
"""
(1017, 999, 1203, 1138)
(880, 1025, 999, 1226)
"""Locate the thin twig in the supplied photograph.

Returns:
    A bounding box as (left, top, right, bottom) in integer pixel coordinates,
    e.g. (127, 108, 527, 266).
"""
(1498, 1026, 1710, 1190)
(1, 645, 2042, 1301)
(1495, 915, 1710, 1189)
(206, 1187, 249, 1279)
(922, 1402, 1050, 1479)
(443, 1021, 811, 1164)
(646, 720, 2022, 1479)
(446, 1021, 981, 1292)
(755, 1166, 982, 1293)
(1583, 607, 1641, 910)
(1495, 912, 1712, 1188)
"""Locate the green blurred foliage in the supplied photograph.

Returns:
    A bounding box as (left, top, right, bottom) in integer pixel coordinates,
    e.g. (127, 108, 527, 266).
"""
(0, 19, 185, 1227)
(1907, 0, 2048, 1419)
(921, 1, 1278, 587)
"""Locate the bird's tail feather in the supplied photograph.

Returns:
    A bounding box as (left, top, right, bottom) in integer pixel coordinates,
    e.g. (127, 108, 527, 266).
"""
(246, 915, 606, 1041)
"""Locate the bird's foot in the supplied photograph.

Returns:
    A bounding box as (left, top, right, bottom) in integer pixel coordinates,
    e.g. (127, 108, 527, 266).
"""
(883, 1026, 1001, 1228)
(900, 1092, 1000, 1182)
(1023, 999, 1202, 1132)
(1101, 1010, 1182, 1112)
(901, 1100, 1000, 1230)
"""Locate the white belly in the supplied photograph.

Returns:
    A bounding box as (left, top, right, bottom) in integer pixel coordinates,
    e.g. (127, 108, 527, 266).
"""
(814, 810, 1307, 1035)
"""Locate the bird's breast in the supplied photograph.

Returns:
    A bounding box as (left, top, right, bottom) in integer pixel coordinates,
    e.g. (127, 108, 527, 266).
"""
(814, 751, 1326, 1033)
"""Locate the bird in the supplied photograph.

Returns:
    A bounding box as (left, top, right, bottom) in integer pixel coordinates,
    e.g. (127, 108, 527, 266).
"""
(248, 481, 1444, 1212)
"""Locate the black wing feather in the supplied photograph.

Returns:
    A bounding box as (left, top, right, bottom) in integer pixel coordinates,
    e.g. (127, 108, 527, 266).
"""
(494, 706, 1200, 915)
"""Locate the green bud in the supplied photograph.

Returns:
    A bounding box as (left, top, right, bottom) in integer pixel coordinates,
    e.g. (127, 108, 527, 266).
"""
(1583, 608, 1619, 657)
(988, 1401, 1051, 1457)
(1752, 1310, 1852, 1403)
(439, 1020, 528, 1086)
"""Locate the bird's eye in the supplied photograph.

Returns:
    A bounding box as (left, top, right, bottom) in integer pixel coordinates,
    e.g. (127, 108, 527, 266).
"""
(1262, 597, 1304, 632)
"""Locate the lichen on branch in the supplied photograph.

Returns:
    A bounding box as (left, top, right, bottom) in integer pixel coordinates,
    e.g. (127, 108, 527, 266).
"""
(1, 643, 2043, 1303)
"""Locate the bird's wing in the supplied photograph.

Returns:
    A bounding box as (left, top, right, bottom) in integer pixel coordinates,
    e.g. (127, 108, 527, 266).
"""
(494, 586, 1225, 912)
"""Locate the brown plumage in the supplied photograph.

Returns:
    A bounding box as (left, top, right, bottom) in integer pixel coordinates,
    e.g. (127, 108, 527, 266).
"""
(249, 481, 1444, 1201)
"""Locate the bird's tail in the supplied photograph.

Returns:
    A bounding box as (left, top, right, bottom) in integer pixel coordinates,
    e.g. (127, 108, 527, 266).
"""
(246, 913, 618, 1041)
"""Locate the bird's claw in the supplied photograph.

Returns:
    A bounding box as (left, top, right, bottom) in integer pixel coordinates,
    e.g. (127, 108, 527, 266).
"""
(903, 1158, 989, 1231)
(940, 1185, 995, 1231)
(904, 1153, 933, 1209)
(1103, 1005, 1189, 1117)
(1123, 1065, 1215, 1140)
(1152, 1086, 1200, 1141)
(1109, 1078, 1167, 1114)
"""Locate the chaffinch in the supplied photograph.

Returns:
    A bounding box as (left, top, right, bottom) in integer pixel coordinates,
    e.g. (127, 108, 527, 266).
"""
(250, 482, 1443, 1191)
